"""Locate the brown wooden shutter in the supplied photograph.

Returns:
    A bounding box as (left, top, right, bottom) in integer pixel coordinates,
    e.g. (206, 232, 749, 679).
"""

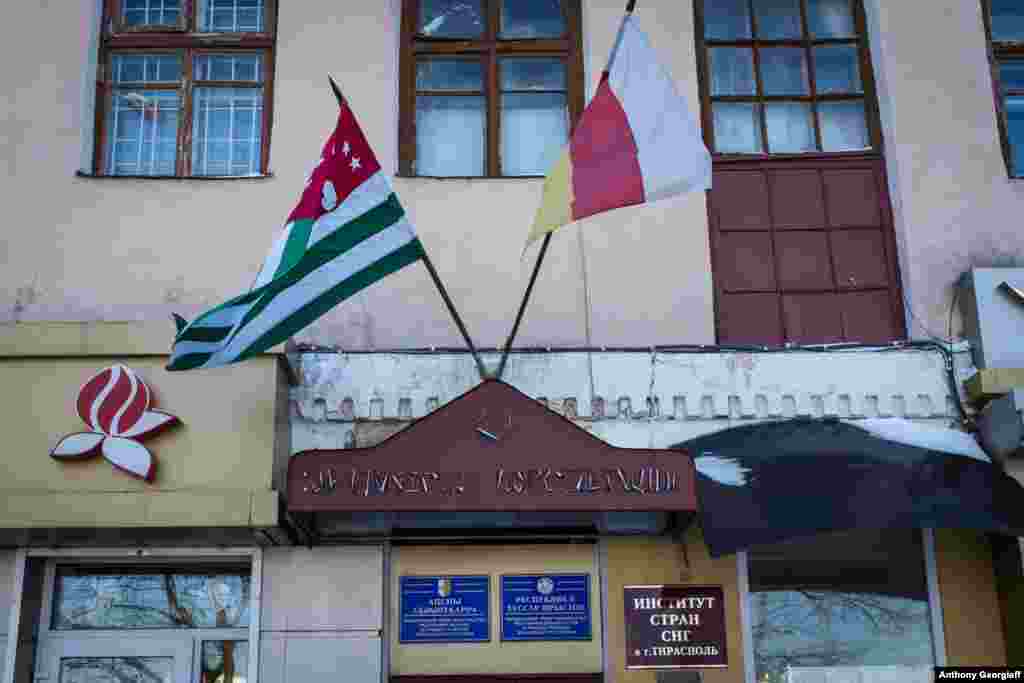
(709, 156, 905, 346)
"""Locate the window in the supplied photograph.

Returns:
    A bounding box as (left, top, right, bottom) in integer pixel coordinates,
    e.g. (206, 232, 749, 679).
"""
(696, 0, 879, 155)
(984, 1, 1024, 177)
(399, 0, 584, 177)
(94, 0, 276, 177)
(42, 565, 251, 683)
(746, 529, 937, 683)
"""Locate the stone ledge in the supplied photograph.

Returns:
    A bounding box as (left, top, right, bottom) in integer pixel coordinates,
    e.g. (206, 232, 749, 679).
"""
(0, 489, 279, 529)
(0, 321, 285, 358)
(965, 368, 1024, 402)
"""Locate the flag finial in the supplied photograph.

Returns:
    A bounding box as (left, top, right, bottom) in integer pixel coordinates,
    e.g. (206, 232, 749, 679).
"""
(328, 76, 345, 107)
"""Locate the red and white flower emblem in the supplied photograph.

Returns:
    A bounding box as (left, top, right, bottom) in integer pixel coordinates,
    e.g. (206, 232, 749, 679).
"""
(49, 365, 180, 481)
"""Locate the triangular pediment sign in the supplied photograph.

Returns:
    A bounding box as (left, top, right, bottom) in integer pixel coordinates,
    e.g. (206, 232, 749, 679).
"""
(287, 379, 696, 513)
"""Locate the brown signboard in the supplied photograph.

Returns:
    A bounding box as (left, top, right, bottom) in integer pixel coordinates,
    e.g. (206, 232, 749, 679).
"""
(287, 380, 696, 513)
(624, 585, 727, 669)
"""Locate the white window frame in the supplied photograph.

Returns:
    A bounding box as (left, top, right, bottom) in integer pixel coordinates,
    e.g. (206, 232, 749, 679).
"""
(737, 528, 946, 683)
(4, 547, 262, 683)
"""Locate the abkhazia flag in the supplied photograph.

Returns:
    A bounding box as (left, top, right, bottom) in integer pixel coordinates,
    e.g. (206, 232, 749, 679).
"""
(526, 13, 712, 250)
(167, 93, 425, 371)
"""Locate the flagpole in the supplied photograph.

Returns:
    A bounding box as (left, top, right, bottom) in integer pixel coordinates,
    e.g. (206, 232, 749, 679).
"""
(327, 77, 489, 381)
(495, 0, 638, 381)
(495, 232, 552, 379)
(420, 251, 490, 380)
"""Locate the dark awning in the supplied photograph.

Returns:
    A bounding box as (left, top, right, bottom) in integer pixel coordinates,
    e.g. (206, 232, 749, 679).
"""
(674, 418, 1024, 557)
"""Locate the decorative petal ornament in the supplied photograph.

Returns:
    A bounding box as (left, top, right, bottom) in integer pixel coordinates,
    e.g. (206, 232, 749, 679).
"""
(50, 432, 105, 459)
(51, 365, 180, 481)
(102, 437, 156, 481)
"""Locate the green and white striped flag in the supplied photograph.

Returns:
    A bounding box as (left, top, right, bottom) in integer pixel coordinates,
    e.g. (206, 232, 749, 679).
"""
(168, 94, 424, 371)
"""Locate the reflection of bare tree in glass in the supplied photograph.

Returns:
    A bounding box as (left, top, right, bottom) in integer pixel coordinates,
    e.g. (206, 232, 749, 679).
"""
(61, 657, 171, 683)
(752, 590, 929, 683)
(54, 573, 250, 630)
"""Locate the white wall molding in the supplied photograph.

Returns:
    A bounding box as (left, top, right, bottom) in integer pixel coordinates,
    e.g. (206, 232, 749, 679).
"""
(290, 348, 965, 451)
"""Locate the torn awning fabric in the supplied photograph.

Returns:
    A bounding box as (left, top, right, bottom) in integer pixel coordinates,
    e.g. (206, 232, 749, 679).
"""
(675, 418, 1024, 558)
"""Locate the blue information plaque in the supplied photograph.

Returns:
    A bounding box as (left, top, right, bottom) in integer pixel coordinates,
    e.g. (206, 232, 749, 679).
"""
(399, 575, 490, 643)
(501, 574, 592, 641)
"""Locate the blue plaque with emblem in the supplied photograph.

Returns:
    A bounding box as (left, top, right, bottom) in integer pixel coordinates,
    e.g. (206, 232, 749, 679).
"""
(399, 575, 490, 643)
(501, 574, 591, 641)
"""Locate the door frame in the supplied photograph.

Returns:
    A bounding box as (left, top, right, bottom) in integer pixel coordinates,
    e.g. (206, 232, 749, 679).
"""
(4, 547, 262, 683)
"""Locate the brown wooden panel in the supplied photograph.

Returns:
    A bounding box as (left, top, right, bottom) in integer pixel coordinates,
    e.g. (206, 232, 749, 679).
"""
(840, 290, 900, 343)
(769, 170, 825, 229)
(782, 294, 844, 343)
(823, 168, 881, 227)
(831, 228, 890, 289)
(711, 171, 771, 230)
(717, 293, 783, 345)
(709, 156, 905, 345)
(717, 232, 776, 291)
(774, 232, 835, 290)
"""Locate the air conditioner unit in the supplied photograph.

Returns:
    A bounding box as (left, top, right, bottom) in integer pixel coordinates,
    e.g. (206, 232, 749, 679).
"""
(959, 268, 1024, 370)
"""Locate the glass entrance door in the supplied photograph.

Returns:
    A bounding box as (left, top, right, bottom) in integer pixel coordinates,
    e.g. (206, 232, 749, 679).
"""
(40, 637, 193, 683)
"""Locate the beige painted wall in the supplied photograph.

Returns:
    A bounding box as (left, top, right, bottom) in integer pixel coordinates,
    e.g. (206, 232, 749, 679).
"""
(0, 331, 284, 528)
(865, 0, 1024, 340)
(605, 529, 744, 683)
(0, 1, 714, 351)
(8, 0, 1024, 349)
(934, 529, 1008, 666)
(391, 543, 602, 675)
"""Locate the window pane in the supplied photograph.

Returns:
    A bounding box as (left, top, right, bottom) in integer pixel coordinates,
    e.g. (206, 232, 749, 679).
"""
(501, 93, 568, 176)
(111, 54, 182, 84)
(749, 529, 935, 683)
(765, 102, 815, 152)
(713, 102, 764, 153)
(201, 642, 248, 683)
(192, 87, 264, 176)
(500, 0, 565, 38)
(704, 0, 752, 40)
(807, 0, 856, 38)
(105, 90, 180, 176)
(813, 45, 862, 94)
(195, 54, 262, 82)
(709, 47, 756, 96)
(416, 59, 484, 91)
(501, 58, 566, 91)
(198, 0, 265, 32)
(61, 658, 173, 683)
(752, 0, 803, 39)
(991, 0, 1024, 42)
(818, 99, 869, 151)
(760, 47, 809, 95)
(419, 0, 484, 38)
(1007, 96, 1024, 177)
(53, 570, 251, 628)
(999, 60, 1024, 93)
(122, 0, 180, 27)
(416, 95, 485, 176)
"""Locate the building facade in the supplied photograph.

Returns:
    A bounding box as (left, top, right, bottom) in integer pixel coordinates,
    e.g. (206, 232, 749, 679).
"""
(2, 2, 1024, 683)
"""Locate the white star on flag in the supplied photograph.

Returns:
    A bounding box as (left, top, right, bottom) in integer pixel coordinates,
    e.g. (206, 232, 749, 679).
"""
(342, 141, 351, 156)
(350, 157, 361, 171)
